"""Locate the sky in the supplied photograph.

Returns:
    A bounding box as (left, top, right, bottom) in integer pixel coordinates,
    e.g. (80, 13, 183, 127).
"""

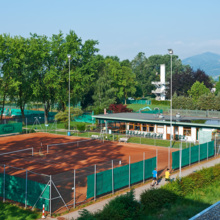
(1, 0, 220, 61)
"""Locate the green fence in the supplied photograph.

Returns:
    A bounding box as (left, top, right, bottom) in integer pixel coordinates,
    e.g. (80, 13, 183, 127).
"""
(172, 141, 215, 170)
(125, 100, 151, 105)
(140, 109, 163, 114)
(87, 157, 156, 199)
(0, 122, 22, 135)
(0, 173, 50, 211)
(74, 113, 95, 123)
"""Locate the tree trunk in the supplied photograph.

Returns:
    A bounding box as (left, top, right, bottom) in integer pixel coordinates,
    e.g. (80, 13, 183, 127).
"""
(124, 89, 127, 105)
(0, 92, 6, 123)
(44, 101, 50, 124)
(20, 103, 25, 125)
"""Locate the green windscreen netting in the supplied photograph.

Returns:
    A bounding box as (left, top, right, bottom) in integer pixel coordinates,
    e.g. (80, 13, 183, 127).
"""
(87, 157, 156, 199)
(172, 141, 215, 170)
(0, 174, 50, 211)
(0, 123, 22, 135)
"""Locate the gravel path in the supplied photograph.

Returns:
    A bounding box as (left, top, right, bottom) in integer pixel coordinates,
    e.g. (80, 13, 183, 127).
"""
(190, 201, 220, 220)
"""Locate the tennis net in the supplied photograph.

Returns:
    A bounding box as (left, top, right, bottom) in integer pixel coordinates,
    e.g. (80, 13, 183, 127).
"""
(0, 148, 34, 163)
(47, 139, 97, 153)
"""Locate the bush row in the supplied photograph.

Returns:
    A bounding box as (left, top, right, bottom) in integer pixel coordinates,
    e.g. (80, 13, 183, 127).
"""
(151, 100, 170, 106)
(77, 163, 220, 219)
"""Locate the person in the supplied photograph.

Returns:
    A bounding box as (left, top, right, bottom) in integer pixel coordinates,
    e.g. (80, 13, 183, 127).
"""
(151, 168, 158, 186)
(165, 168, 170, 182)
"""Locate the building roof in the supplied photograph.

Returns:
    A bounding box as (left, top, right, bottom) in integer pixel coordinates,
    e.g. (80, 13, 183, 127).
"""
(93, 112, 220, 129)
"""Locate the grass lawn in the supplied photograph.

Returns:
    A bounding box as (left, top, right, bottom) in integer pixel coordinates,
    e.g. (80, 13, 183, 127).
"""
(24, 121, 194, 150)
(0, 202, 40, 220)
(24, 121, 193, 150)
(127, 103, 170, 112)
(144, 179, 220, 220)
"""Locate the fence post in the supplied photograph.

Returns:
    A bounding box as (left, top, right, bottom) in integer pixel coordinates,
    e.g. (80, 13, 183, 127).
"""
(179, 142, 182, 180)
(143, 152, 145, 183)
(50, 175, 52, 216)
(25, 169, 28, 209)
(3, 165, 5, 202)
(94, 165, 96, 201)
(207, 142, 208, 160)
(74, 169, 76, 208)
(189, 144, 191, 166)
(112, 160, 114, 194)
(199, 144, 200, 163)
(129, 156, 131, 189)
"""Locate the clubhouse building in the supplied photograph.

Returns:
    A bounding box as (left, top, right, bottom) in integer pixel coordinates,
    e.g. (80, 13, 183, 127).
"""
(93, 112, 220, 144)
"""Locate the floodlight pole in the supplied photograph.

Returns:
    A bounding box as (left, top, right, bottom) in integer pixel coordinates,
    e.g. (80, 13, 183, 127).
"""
(168, 49, 173, 169)
(67, 54, 71, 136)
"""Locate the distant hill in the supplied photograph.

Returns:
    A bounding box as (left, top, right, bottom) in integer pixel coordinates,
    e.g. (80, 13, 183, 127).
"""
(182, 52, 220, 80)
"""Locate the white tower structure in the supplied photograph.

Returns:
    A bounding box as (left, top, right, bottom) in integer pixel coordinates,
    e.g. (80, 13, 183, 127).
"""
(151, 64, 168, 100)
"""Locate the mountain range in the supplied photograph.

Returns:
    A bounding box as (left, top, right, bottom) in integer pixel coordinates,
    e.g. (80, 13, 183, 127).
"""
(182, 52, 220, 80)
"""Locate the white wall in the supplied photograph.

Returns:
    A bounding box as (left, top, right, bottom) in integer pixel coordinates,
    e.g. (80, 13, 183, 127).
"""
(163, 125, 167, 139)
(179, 126, 183, 136)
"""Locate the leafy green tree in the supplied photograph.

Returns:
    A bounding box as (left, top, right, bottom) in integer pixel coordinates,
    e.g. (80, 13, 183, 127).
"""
(131, 52, 148, 97)
(214, 92, 220, 110)
(169, 67, 212, 98)
(172, 93, 196, 110)
(1, 35, 34, 121)
(131, 53, 183, 98)
(92, 68, 117, 109)
(0, 35, 19, 121)
(215, 77, 220, 95)
(170, 66, 195, 96)
(118, 66, 136, 104)
(187, 81, 210, 102)
(55, 107, 82, 122)
(197, 93, 215, 110)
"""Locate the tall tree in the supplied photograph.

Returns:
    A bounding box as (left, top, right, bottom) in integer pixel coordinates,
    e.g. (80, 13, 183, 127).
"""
(215, 77, 220, 95)
(3, 35, 34, 121)
(131, 52, 148, 97)
(0, 34, 19, 121)
(197, 93, 215, 110)
(118, 66, 136, 104)
(187, 81, 210, 102)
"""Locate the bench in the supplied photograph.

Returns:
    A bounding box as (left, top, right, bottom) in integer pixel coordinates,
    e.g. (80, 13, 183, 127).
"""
(119, 137, 129, 143)
(91, 135, 101, 139)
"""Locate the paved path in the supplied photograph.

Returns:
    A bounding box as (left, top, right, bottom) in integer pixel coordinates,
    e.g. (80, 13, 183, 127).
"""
(44, 156, 220, 220)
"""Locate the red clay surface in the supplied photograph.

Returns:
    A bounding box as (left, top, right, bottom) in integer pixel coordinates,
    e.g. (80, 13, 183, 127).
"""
(0, 132, 179, 213)
(0, 132, 178, 175)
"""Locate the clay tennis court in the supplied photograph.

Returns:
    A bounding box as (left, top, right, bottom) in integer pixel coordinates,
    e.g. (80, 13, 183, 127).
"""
(0, 132, 178, 213)
(0, 132, 178, 175)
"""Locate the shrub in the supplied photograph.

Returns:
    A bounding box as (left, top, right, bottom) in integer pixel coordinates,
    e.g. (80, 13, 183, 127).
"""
(20, 129, 36, 134)
(95, 190, 141, 220)
(76, 123, 86, 132)
(77, 209, 96, 220)
(140, 188, 178, 212)
(77, 190, 141, 220)
(108, 104, 133, 113)
(55, 107, 83, 122)
(151, 100, 170, 106)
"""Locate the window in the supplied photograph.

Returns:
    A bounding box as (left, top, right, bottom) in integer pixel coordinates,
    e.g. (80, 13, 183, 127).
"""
(149, 125, 154, 132)
(129, 123, 134, 130)
(183, 127, 191, 136)
(134, 123, 140, 130)
(142, 124, 147, 131)
(157, 126, 164, 134)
